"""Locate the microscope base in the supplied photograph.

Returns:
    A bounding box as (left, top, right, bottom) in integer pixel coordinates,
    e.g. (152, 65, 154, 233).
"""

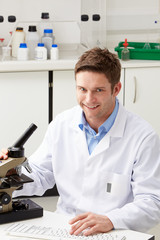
(0, 199, 43, 224)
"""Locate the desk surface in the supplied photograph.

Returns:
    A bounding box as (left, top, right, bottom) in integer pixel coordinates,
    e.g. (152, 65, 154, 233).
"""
(0, 211, 154, 240)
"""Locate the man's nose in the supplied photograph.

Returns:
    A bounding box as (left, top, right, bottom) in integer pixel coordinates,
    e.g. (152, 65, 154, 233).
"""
(86, 91, 95, 102)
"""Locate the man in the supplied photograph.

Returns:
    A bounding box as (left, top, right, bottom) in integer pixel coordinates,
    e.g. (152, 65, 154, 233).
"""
(1, 48, 160, 236)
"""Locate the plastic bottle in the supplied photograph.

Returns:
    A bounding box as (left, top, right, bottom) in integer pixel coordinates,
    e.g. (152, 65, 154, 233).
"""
(26, 25, 40, 60)
(51, 44, 59, 60)
(92, 14, 101, 48)
(0, 17, 4, 56)
(8, 15, 16, 36)
(0, 38, 4, 55)
(17, 43, 28, 61)
(121, 39, 130, 61)
(11, 27, 25, 58)
(41, 29, 54, 59)
(0, 16, 4, 23)
(35, 43, 47, 60)
(38, 12, 53, 38)
(80, 14, 90, 48)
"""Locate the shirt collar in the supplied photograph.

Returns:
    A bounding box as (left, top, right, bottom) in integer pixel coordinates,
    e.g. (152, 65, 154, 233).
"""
(78, 98, 119, 133)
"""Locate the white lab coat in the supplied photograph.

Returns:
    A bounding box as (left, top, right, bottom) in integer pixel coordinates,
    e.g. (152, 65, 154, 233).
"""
(14, 102, 160, 232)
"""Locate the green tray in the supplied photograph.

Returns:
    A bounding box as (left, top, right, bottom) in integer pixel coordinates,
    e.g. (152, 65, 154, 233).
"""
(115, 41, 160, 60)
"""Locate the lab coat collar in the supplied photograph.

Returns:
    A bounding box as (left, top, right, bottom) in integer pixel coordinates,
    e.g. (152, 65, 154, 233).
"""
(90, 103, 127, 156)
(70, 103, 127, 156)
(108, 101, 127, 138)
(70, 102, 127, 139)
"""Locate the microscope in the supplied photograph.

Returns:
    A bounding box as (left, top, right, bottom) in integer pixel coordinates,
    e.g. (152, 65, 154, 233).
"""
(0, 123, 43, 224)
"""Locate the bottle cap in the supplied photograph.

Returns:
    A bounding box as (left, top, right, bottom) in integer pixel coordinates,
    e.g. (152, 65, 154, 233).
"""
(44, 29, 53, 33)
(28, 25, 37, 32)
(123, 39, 128, 48)
(52, 44, 58, 47)
(92, 14, 100, 21)
(8, 15, 16, 22)
(19, 43, 27, 48)
(38, 43, 45, 47)
(81, 15, 89, 22)
(41, 12, 49, 19)
(16, 27, 23, 31)
(0, 16, 4, 22)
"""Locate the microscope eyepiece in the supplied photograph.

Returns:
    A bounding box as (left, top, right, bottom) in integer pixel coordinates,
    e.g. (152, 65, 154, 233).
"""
(8, 123, 37, 158)
(12, 123, 37, 148)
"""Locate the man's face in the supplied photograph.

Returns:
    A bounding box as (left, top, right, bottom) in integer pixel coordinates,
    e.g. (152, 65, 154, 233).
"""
(76, 71, 121, 130)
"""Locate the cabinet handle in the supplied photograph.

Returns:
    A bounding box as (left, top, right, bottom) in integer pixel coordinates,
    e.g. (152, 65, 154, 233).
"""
(133, 76, 137, 103)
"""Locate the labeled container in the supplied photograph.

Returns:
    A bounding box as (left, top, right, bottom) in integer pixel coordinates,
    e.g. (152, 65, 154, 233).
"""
(41, 29, 54, 59)
(35, 43, 47, 60)
(115, 41, 160, 60)
(11, 27, 25, 58)
(38, 12, 53, 38)
(26, 25, 40, 60)
(17, 43, 28, 61)
(51, 44, 59, 60)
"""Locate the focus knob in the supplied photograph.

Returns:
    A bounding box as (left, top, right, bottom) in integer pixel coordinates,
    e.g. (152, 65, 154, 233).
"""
(0, 193, 11, 205)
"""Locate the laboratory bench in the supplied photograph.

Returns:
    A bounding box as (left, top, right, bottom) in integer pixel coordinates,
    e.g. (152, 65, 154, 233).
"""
(0, 209, 155, 240)
(24, 196, 160, 240)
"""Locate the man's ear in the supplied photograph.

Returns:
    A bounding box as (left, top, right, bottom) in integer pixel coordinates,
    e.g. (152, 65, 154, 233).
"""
(113, 82, 121, 97)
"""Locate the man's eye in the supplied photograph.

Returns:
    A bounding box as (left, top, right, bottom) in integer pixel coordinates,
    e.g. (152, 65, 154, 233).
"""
(80, 88, 86, 91)
(97, 89, 102, 92)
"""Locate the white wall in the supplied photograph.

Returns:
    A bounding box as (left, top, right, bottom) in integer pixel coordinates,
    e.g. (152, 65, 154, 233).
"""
(1, 0, 160, 50)
(106, 0, 160, 50)
(0, 0, 81, 46)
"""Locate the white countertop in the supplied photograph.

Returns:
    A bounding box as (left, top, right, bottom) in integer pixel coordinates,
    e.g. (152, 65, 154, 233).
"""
(0, 59, 77, 72)
(1, 46, 160, 72)
(1, 59, 160, 73)
(0, 210, 154, 240)
(120, 59, 160, 68)
(0, 43, 83, 72)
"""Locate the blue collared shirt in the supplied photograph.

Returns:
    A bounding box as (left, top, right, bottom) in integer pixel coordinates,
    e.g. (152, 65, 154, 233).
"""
(79, 98, 119, 154)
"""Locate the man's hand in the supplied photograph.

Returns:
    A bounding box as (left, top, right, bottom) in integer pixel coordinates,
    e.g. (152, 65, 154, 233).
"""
(69, 212, 114, 236)
(0, 148, 8, 160)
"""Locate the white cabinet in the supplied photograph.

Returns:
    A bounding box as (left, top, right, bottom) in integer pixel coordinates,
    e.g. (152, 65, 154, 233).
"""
(124, 67, 160, 136)
(53, 70, 77, 118)
(0, 71, 48, 157)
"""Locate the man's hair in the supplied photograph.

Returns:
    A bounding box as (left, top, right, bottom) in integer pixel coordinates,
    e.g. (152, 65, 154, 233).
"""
(75, 47, 121, 91)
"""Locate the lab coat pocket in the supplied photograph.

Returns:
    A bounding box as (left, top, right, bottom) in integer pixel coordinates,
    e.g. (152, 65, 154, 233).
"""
(103, 172, 130, 197)
(89, 172, 131, 213)
(96, 171, 131, 211)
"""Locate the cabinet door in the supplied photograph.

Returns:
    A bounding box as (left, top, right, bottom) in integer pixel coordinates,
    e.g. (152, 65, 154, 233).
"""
(0, 71, 48, 157)
(53, 70, 77, 118)
(124, 67, 160, 136)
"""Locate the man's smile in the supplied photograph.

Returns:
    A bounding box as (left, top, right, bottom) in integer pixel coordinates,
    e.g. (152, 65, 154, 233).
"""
(83, 104, 100, 110)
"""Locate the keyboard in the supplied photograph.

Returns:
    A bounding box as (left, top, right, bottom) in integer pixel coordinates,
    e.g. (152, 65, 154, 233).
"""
(5, 223, 126, 240)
